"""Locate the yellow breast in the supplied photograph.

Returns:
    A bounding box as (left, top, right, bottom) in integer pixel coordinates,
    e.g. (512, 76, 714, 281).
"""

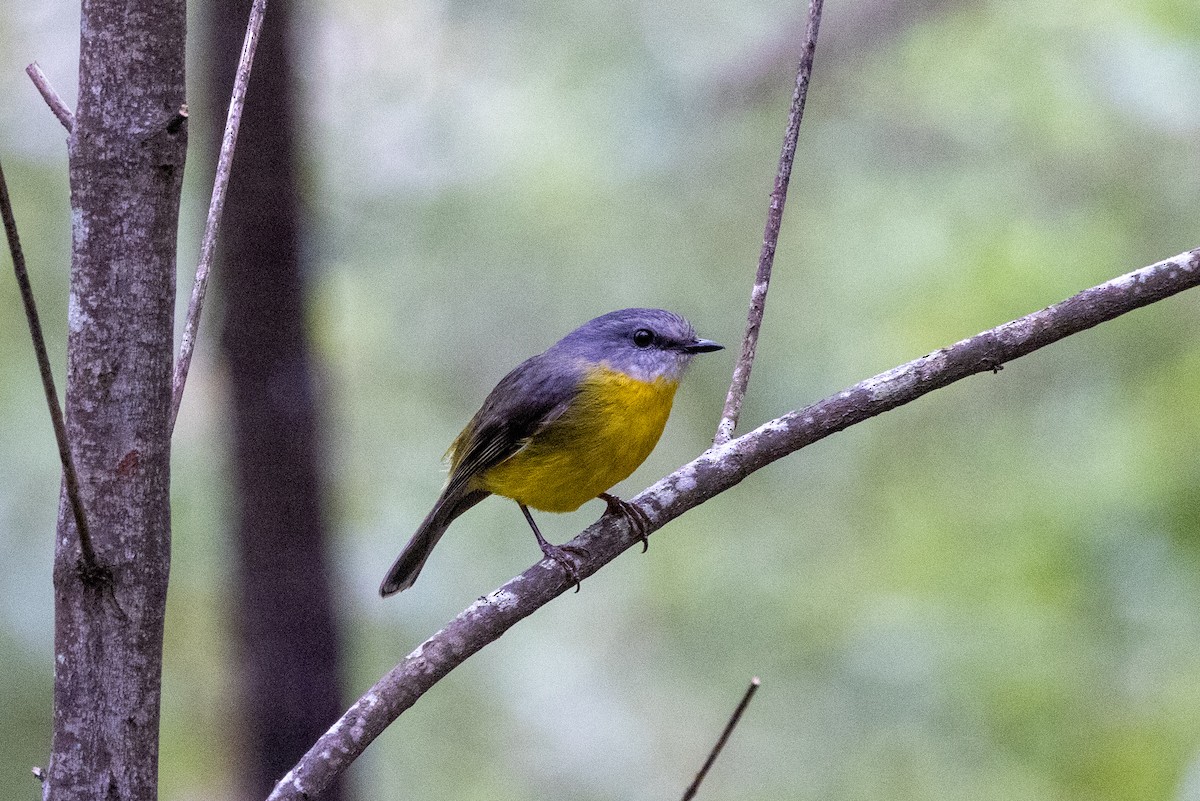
(477, 365, 679, 512)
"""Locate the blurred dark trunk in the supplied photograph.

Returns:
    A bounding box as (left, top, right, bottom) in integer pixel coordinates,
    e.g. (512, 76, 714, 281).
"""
(205, 2, 347, 799)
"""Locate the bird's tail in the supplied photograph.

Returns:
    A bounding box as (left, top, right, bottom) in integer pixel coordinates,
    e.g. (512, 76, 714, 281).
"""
(379, 489, 490, 596)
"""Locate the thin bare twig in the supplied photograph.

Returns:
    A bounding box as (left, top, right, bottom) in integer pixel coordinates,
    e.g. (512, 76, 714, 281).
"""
(268, 247, 1200, 801)
(25, 63, 75, 132)
(682, 677, 761, 801)
(0, 158, 98, 573)
(169, 0, 267, 433)
(714, 0, 824, 447)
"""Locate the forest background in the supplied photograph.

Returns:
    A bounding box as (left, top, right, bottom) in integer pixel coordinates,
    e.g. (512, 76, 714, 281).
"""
(2, 0, 1200, 799)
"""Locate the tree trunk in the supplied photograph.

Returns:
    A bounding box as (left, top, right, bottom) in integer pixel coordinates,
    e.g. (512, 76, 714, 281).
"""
(47, 0, 187, 799)
(207, 0, 348, 797)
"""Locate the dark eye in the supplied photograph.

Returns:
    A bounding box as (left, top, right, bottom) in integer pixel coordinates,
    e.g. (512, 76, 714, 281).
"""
(632, 328, 654, 348)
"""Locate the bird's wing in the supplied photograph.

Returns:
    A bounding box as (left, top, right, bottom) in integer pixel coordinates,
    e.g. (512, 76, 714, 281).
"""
(440, 352, 583, 500)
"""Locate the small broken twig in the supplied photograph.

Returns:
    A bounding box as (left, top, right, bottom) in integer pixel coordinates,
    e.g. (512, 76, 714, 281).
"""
(682, 677, 761, 800)
(166, 103, 189, 134)
(26, 62, 75, 132)
(0, 158, 98, 573)
(170, 0, 268, 432)
(714, 0, 824, 446)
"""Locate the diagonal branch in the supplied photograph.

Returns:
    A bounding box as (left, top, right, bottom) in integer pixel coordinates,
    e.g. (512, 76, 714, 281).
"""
(169, 0, 267, 433)
(0, 158, 99, 576)
(268, 246, 1200, 801)
(715, 0, 824, 447)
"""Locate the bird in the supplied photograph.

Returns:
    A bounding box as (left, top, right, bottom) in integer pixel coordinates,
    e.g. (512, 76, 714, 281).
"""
(379, 307, 723, 596)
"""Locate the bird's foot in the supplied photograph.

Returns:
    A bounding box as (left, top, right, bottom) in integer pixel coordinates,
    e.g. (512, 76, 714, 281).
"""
(600, 492, 652, 552)
(521, 503, 587, 592)
(537, 540, 587, 593)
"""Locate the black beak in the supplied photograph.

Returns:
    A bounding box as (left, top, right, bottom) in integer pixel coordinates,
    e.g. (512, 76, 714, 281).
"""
(683, 338, 724, 354)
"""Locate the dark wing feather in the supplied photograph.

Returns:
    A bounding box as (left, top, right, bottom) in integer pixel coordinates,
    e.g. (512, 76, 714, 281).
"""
(442, 351, 583, 498)
(378, 348, 585, 596)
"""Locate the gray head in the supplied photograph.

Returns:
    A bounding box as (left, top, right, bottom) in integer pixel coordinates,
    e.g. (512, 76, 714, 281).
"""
(549, 308, 723, 383)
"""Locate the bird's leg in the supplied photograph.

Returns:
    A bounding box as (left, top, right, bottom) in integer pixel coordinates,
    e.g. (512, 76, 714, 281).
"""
(519, 503, 583, 592)
(599, 492, 652, 552)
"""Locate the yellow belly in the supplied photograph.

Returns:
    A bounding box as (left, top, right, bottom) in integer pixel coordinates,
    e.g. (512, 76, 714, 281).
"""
(477, 367, 679, 512)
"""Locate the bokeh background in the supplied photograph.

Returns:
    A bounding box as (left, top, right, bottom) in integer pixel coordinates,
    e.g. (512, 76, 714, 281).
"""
(4, 0, 1200, 799)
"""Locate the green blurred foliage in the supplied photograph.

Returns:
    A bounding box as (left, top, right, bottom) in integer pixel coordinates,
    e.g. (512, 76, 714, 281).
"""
(3, 0, 1200, 799)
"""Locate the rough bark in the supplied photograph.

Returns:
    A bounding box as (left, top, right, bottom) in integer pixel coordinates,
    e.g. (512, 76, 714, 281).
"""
(47, 0, 187, 799)
(207, 0, 347, 797)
